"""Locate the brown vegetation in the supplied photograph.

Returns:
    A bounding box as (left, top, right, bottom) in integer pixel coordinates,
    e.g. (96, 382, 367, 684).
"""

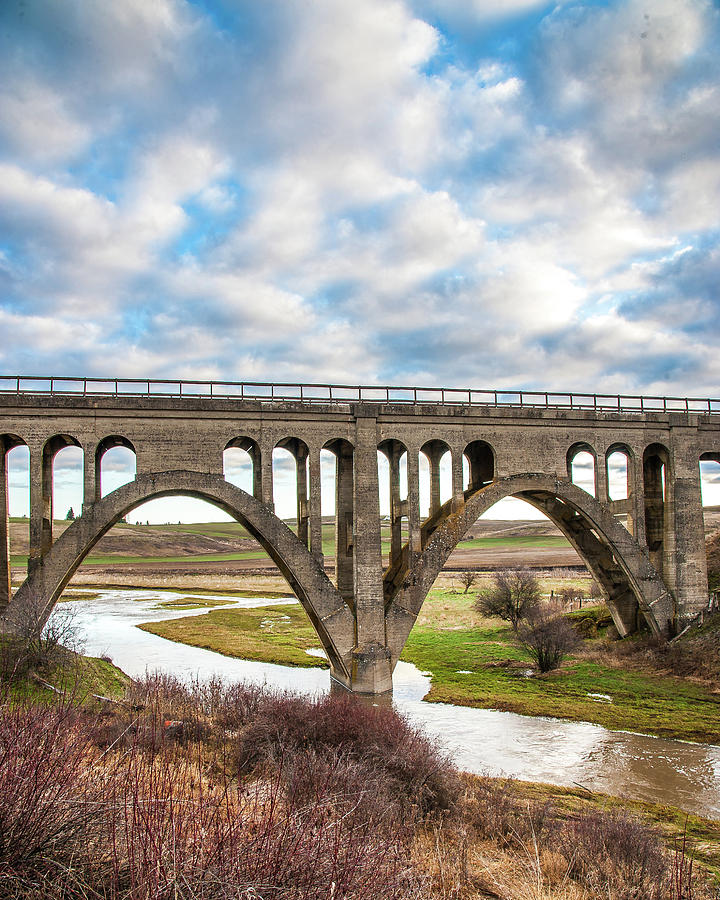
(0, 678, 717, 899)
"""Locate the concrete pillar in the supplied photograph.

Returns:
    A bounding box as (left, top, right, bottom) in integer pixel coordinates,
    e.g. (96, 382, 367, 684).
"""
(670, 461, 707, 623)
(250, 445, 263, 501)
(351, 416, 391, 694)
(335, 443, 354, 601)
(28, 445, 52, 575)
(84, 444, 98, 511)
(260, 442, 274, 511)
(406, 448, 422, 562)
(0, 443, 10, 611)
(595, 452, 608, 504)
(451, 446, 464, 512)
(429, 446, 442, 516)
(388, 445, 402, 566)
(309, 448, 323, 563)
(296, 448, 309, 548)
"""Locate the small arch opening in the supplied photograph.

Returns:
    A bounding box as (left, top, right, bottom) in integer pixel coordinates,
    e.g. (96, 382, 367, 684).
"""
(323, 439, 354, 599)
(224, 437, 261, 500)
(567, 443, 596, 497)
(464, 440, 495, 492)
(606, 446, 631, 502)
(97, 436, 136, 500)
(643, 443, 670, 571)
(700, 453, 720, 509)
(44, 436, 82, 532)
(419, 440, 451, 518)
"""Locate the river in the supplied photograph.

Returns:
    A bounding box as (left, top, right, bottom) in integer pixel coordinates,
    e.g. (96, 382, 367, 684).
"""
(66, 588, 720, 820)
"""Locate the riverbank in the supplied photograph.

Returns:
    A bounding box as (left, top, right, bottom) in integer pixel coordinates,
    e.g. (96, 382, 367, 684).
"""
(138, 581, 720, 744)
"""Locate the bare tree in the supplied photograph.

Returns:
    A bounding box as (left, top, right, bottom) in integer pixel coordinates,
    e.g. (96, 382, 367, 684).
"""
(473, 569, 541, 631)
(456, 571, 478, 594)
(517, 602, 581, 673)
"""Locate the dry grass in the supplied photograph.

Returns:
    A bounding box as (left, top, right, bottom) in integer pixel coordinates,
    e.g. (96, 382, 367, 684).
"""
(1, 678, 717, 900)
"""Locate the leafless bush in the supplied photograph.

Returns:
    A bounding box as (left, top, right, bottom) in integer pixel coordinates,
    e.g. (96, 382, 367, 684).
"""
(517, 602, 581, 673)
(234, 691, 460, 815)
(462, 776, 554, 847)
(0, 702, 101, 872)
(559, 809, 671, 899)
(473, 569, 541, 631)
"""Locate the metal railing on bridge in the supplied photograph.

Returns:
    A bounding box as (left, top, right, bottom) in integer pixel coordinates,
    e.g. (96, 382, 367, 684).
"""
(1, 375, 719, 414)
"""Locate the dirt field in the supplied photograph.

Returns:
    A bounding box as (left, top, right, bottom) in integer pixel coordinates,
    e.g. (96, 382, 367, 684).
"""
(9, 506, 720, 590)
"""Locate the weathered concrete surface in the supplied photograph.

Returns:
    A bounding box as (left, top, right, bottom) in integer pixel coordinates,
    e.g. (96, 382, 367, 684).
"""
(1, 391, 718, 693)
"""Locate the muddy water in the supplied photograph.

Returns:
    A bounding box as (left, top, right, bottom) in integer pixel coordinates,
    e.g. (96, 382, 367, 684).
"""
(67, 589, 720, 820)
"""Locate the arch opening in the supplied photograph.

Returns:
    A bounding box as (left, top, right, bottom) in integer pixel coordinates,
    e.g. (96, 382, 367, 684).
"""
(1, 436, 28, 608)
(643, 443, 670, 575)
(9, 472, 355, 680)
(700, 453, 720, 509)
(464, 440, 495, 493)
(275, 438, 310, 547)
(567, 443, 596, 498)
(385, 474, 673, 667)
(224, 437, 262, 500)
(419, 440, 451, 519)
(323, 439, 355, 601)
(607, 448, 630, 502)
(97, 436, 136, 501)
(378, 440, 409, 571)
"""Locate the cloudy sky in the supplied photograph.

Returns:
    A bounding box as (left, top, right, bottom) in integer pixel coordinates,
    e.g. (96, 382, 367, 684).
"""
(2, 0, 720, 521)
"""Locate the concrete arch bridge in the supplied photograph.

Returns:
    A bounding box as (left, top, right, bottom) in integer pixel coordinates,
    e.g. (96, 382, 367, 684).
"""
(1, 377, 718, 694)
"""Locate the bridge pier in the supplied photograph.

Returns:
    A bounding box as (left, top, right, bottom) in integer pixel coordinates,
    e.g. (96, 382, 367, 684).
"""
(671, 464, 709, 623)
(350, 415, 392, 694)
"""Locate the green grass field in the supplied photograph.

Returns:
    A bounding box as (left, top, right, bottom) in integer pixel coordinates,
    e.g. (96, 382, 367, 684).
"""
(138, 586, 720, 743)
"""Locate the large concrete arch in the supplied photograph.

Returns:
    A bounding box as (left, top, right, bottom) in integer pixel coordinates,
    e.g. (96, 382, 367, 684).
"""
(384, 473, 676, 668)
(6, 470, 357, 683)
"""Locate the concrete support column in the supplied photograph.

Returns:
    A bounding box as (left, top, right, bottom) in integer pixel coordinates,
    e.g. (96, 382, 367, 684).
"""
(406, 448, 422, 562)
(351, 416, 391, 694)
(595, 453, 608, 504)
(451, 447, 464, 512)
(260, 442, 274, 511)
(335, 444, 354, 601)
(250, 446, 263, 501)
(83, 444, 98, 512)
(309, 448, 323, 563)
(0, 444, 10, 611)
(388, 445, 402, 566)
(28, 445, 53, 575)
(671, 464, 707, 623)
(296, 448, 309, 548)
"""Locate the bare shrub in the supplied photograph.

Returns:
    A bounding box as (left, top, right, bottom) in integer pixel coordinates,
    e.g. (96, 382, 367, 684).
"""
(473, 569, 541, 631)
(0, 702, 101, 872)
(517, 602, 581, 673)
(234, 691, 459, 815)
(463, 776, 554, 847)
(560, 809, 670, 899)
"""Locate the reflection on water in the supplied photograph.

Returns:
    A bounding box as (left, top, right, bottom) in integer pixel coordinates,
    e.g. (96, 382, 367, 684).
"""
(68, 588, 720, 820)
